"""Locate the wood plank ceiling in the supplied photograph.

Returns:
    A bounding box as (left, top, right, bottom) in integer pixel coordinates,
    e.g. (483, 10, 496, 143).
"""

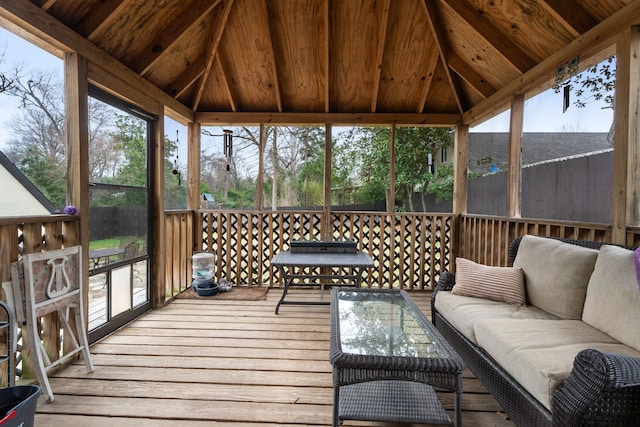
(28, 0, 633, 122)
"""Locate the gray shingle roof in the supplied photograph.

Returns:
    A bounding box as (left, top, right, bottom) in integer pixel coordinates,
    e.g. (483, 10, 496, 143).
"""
(468, 132, 611, 173)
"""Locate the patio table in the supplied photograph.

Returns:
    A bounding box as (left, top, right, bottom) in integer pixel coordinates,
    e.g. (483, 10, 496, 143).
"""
(329, 288, 464, 426)
(89, 247, 125, 270)
(270, 250, 373, 314)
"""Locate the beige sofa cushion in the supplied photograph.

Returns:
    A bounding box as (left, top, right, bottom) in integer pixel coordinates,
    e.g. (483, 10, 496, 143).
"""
(452, 257, 526, 305)
(513, 235, 598, 319)
(434, 291, 558, 344)
(474, 318, 640, 410)
(582, 245, 640, 351)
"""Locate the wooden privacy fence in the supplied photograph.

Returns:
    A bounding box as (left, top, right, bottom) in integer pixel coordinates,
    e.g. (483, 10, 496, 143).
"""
(192, 211, 455, 291)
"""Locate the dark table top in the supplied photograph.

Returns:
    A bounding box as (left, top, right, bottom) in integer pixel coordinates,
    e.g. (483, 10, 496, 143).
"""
(271, 250, 374, 268)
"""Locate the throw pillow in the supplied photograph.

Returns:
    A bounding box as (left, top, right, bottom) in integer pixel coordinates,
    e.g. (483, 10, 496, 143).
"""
(452, 257, 526, 305)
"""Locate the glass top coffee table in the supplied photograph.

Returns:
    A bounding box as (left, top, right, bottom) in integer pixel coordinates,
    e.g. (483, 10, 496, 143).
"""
(329, 288, 464, 426)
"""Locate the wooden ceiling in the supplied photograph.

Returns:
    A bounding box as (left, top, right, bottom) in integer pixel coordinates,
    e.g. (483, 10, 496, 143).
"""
(13, 0, 640, 125)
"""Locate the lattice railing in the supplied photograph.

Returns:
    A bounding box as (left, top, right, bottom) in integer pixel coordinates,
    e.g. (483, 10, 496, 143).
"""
(199, 210, 454, 290)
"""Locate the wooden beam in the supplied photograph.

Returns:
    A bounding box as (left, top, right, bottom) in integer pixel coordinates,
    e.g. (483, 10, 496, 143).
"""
(64, 52, 89, 322)
(453, 125, 468, 215)
(151, 118, 165, 308)
(463, 1, 640, 127)
(163, 57, 206, 99)
(88, 63, 162, 116)
(192, 0, 234, 111)
(76, 0, 127, 40)
(264, 0, 283, 113)
(389, 124, 396, 213)
(447, 51, 497, 99)
(612, 26, 640, 244)
(196, 112, 461, 126)
(323, 0, 330, 113)
(423, 0, 465, 113)
(370, 0, 391, 113)
(215, 55, 237, 112)
(507, 95, 524, 218)
(255, 123, 265, 210)
(0, 0, 194, 121)
(130, 0, 221, 75)
(442, 0, 537, 74)
(322, 124, 332, 240)
(538, 0, 598, 38)
(187, 122, 201, 211)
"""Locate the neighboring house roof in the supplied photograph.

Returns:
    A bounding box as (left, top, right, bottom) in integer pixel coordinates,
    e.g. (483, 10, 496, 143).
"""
(0, 150, 56, 216)
(469, 132, 611, 173)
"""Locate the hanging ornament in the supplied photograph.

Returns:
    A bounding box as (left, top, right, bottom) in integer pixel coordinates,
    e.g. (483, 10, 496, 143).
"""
(172, 130, 181, 185)
(554, 56, 579, 113)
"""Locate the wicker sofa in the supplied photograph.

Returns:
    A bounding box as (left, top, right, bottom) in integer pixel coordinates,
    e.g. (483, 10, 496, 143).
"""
(431, 235, 640, 426)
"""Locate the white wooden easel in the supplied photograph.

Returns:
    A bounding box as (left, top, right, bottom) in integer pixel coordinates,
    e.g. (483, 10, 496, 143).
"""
(10, 246, 94, 402)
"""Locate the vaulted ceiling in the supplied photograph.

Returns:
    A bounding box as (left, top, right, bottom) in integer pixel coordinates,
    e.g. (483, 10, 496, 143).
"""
(12, 0, 640, 125)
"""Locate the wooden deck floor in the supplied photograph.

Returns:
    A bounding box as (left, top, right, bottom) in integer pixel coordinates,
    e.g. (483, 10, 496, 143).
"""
(34, 288, 514, 426)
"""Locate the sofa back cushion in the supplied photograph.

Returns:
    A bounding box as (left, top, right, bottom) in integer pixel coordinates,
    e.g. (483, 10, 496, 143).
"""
(513, 235, 598, 319)
(582, 245, 640, 351)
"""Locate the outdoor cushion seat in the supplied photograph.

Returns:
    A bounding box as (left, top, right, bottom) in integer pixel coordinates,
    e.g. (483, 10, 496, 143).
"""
(433, 291, 558, 344)
(473, 318, 640, 410)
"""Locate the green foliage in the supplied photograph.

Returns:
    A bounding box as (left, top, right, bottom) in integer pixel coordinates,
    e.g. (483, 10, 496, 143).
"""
(19, 146, 66, 206)
(426, 163, 454, 202)
(554, 56, 615, 110)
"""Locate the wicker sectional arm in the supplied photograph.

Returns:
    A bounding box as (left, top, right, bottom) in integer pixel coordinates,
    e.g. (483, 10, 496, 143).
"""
(553, 349, 640, 427)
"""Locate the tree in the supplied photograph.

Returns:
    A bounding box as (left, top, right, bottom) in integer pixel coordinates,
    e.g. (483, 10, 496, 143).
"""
(554, 56, 616, 143)
(340, 127, 453, 211)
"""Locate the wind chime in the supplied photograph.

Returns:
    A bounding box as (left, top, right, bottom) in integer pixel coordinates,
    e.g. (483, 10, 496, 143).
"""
(172, 130, 181, 185)
(223, 129, 233, 168)
(555, 56, 579, 113)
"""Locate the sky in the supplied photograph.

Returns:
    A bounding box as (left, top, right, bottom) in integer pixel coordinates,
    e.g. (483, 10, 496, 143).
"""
(0, 26, 615, 153)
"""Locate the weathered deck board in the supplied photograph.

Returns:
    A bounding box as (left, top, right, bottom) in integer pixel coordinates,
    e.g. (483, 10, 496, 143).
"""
(34, 288, 514, 426)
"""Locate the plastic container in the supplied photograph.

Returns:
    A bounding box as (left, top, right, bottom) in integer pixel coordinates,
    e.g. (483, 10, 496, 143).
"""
(193, 279, 219, 296)
(192, 253, 216, 280)
(0, 385, 41, 427)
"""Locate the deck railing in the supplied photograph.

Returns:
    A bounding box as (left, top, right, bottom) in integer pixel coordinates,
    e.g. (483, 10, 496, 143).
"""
(194, 210, 455, 291)
(163, 211, 640, 301)
(0, 215, 80, 385)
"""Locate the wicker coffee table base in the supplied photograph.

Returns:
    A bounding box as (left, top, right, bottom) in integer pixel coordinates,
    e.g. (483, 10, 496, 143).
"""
(337, 380, 451, 425)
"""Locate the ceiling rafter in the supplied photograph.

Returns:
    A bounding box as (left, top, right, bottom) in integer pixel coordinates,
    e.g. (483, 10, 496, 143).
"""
(538, 0, 598, 38)
(423, 0, 465, 113)
(447, 51, 496, 99)
(264, 0, 282, 113)
(130, 0, 221, 75)
(192, 0, 234, 111)
(76, 0, 128, 41)
(323, 0, 329, 113)
(38, 0, 56, 12)
(442, 0, 537, 74)
(164, 56, 205, 98)
(416, 49, 441, 113)
(370, 0, 391, 113)
(215, 55, 236, 112)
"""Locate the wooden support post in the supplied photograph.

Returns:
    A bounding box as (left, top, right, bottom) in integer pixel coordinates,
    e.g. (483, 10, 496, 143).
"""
(453, 125, 469, 215)
(612, 26, 640, 244)
(64, 52, 89, 328)
(389, 125, 396, 213)
(256, 123, 265, 210)
(152, 117, 166, 308)
(322, 124, 332, 240)
(508, 95, 524, 218)
(187, 122, 201, 212)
